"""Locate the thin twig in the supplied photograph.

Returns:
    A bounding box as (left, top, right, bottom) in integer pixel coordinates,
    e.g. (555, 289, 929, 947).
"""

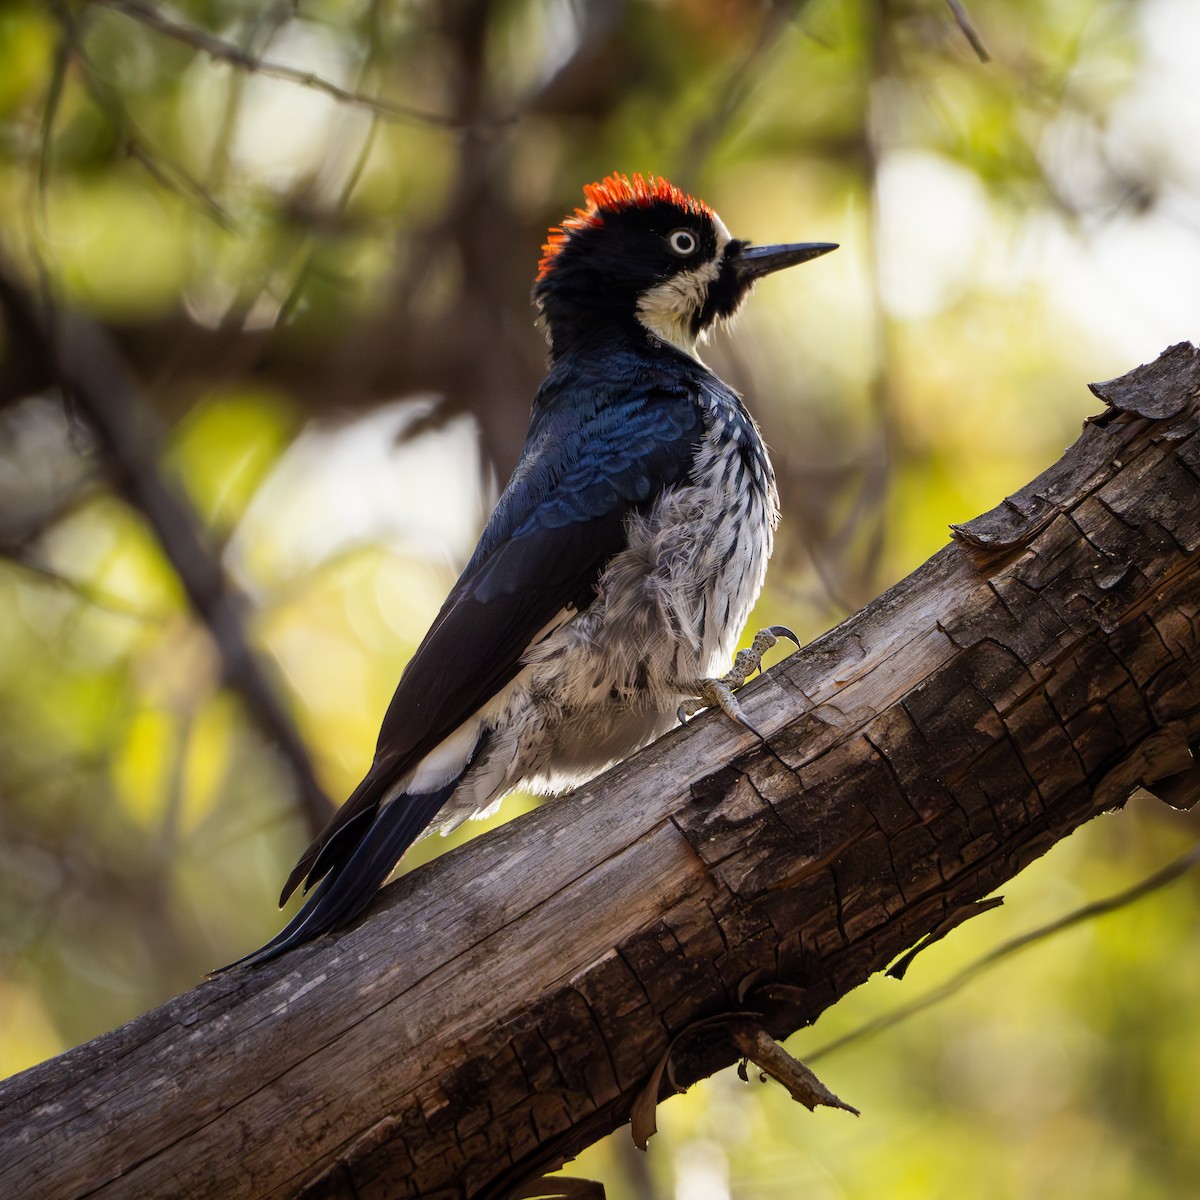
(123, 138, 236, 231)
(202, 0, 293, 195)
(33, 7, 75, 295)
(1, 550, 171, 621)
(50, 1, 235, 229)
(94, 0, 476, 128)
(274, 0, 386, 328)
(805, 841, 1200, 1063)
(36, 23, 71, 215)
(842, 3, 900, 606)
(946, 0, 991, 64)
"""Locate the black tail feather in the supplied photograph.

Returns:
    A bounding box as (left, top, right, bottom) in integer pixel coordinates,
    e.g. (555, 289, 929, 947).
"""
(215, 783, 459, 971)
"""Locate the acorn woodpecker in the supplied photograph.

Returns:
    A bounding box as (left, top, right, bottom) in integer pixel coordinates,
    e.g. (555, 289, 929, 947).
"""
(238, 173, 836, 965)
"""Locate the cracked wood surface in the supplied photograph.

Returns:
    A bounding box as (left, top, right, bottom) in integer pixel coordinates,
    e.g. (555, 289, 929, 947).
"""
(3, 344, 1200, 1199)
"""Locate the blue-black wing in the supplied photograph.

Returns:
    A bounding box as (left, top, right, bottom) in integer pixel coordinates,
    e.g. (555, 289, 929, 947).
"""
(275, 367, 706, 918)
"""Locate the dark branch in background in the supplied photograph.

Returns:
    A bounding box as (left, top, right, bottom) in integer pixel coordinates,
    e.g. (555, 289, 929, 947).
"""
(0, 271, 334, 838)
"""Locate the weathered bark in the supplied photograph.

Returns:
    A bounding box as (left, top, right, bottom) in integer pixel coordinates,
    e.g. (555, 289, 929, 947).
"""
(3, 344, 1200, 1199)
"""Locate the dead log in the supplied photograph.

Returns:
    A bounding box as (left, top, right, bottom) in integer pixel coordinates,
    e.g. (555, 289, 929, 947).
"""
(2, 344, 1199, 1199)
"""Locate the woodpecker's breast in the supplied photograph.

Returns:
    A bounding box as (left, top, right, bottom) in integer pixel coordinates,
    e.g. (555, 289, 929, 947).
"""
(655, 388, 779, 678)
(481, 376, 779, 797)
(534, 381, 778, 708)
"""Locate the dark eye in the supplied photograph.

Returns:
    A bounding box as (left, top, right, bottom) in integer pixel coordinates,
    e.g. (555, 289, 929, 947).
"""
(667, 229, 698, 256)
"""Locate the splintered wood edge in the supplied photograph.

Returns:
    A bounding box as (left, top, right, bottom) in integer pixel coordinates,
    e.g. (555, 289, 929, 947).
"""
(950, 342, 1200, 565)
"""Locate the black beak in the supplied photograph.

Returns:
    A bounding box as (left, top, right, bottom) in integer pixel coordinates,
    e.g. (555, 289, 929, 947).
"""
(735, 241, 838, 282)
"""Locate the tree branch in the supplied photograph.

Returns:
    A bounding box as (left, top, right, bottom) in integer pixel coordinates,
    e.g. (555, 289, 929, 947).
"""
(2, 344, 1200, 1199)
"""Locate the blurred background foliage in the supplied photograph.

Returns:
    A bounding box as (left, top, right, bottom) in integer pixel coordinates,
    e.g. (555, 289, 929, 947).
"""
(1, 0, 1199, 1195)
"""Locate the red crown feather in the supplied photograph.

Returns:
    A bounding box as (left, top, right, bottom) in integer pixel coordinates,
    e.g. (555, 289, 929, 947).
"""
(537, 173, 713, 281)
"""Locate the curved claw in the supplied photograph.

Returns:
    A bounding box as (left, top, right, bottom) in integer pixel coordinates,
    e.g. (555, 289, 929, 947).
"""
(764, 624, 801, 650)
(678, 623, 798, 739)
(730, 708, 769, 743)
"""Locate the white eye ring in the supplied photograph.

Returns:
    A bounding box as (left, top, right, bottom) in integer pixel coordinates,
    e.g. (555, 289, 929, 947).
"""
(667, 229, 698, 256)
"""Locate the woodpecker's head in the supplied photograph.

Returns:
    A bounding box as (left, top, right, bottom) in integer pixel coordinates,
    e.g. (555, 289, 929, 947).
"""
(534, 172, 836, 360)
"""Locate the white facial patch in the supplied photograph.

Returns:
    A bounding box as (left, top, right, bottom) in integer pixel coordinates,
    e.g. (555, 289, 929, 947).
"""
(635, 212, 732, 360)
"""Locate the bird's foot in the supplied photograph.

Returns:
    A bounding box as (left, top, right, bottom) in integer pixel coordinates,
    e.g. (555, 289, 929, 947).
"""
(676, 625, 800, 740)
